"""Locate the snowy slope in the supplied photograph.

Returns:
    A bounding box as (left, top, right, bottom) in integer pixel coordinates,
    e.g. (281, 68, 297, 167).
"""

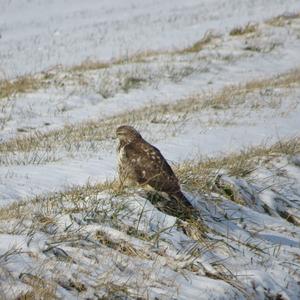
(1, 13, 300, 206)
(1, 1, 300, 299)
(1, 152, 300, 299)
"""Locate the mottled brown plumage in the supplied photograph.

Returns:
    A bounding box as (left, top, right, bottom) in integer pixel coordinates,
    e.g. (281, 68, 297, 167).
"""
(116, 125, 192, 209)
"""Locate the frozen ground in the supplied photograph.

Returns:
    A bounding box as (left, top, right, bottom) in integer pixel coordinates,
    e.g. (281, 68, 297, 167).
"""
(1, 1, 300, 299)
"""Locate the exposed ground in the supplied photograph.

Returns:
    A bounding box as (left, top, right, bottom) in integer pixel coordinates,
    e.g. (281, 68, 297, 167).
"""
(1, 1, 300, 299)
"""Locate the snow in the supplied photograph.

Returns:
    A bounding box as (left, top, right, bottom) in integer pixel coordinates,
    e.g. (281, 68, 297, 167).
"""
(1, 0, 300, 299)
(1, 14, 300, 204)
(1, 0, 300, 78)
(1, 155, 300, 299)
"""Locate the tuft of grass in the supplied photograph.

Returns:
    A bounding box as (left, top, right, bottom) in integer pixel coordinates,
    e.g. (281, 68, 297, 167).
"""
(70, 32, 218, 74)
(18, 273, 57, 300)
(71, 50, 169, 73)
(95, 230, 151, 259)
(70, 60, 110, 72)
(266, 12, 300, 27)
(122, 76, 146, 93)
(167, 67, 300, 113)
(0, 180, 120, 221)
(179, 31, 219, 54)
(0, 76, 40, 99)
(229, 23, 258, 36)
(176, 138, 300, 194)
(98, 68, 149, 99)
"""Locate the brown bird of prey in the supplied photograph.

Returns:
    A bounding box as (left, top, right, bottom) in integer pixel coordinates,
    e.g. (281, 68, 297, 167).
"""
(116, 125, 193, 210)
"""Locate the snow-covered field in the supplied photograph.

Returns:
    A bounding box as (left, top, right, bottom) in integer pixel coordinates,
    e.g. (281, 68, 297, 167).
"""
(1, 1, 300, 299)
(1, 0, 300, 78)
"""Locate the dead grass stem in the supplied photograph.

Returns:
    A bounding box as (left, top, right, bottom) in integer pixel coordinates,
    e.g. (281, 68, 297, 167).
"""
(0, 76, 40, 99)
(266, 12, 300, 27)
(229, 23, 258, 36)
(176, 137, 300, 193)
(179, 31, 220, 54)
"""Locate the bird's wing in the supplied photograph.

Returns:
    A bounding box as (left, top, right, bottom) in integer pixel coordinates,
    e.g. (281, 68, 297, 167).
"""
(124, 141, 179, 193)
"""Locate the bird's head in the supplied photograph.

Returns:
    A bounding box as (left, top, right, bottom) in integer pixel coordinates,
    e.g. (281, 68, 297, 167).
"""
(116, 125, 142, 143)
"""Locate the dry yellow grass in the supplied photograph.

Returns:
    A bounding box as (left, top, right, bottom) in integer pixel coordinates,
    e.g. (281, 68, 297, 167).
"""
(70, 33, 216, 73)
(1, 137, 299, 222)
(0, 36, 209, 99)
(70, 60, 111, 72)
(179, 31, 220, 54)
(0, 138, 298, 300)
(229, 23, 258, 36)
(266, 12, 300, 27)
(1, 10, 299, 101)
(176, 137, 300, 194)
(0, 29, 219, 100)
(0, 76, 41, 99)
(0, 68, 299, 158)
(0, 180, 120, 222)
(17, 273, 57, 300)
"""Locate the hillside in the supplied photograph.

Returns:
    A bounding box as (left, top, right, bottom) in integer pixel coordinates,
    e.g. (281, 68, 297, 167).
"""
(1, 1, 300, 299)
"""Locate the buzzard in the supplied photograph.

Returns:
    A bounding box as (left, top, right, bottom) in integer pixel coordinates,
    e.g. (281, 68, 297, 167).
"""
(116, 125, 193, 210)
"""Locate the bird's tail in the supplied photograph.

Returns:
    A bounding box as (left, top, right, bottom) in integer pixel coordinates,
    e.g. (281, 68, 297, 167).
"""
(170, 190, 205, 237)
(171, 190, 194, 210)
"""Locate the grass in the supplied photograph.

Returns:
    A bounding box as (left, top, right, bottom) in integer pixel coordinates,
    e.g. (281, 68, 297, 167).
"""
(97, 67, 150, 99)
(2, 9, 299, 101)
(0, 180, 120, 222)
(66, 11, 299, 74)
(1, 8, 299, 103)
(0, 138, 299, 299)
(18, 273, 57, 300)
(168, 66, 300, 112)
(0, 76, 41, 99)
(0, 29, 218, 101)
(72, 31, 218, 72)
(179, 31, 220, 54)
(70, 60, 111, 72)
(176, 137, 300, 194)
(1, 137, 299, 222)
(266, 12, 300, 27)
(0, 179, 194, 298)
(1, 10, 300, 300)
(122, 76, 146, 93)
(1, 67, 299, 163)
(229, 23, 258, 36)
